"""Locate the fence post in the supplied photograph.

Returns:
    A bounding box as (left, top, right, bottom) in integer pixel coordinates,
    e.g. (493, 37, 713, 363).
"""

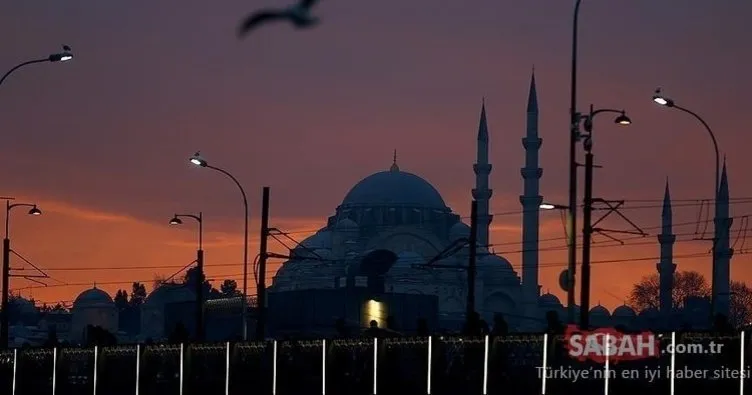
(52, 347, 57, 395)
(741, 331, 746, 395)
(427, 336, 432, 395)
(604, 334, 610, 395)
(93, 345, 98, 395)
(322, 339, 327, 395)
(372, 338, 378, 395)
(225, 342, 231, 395)
(272, 340, 278, 395)
(179, 344, 184, 395)
(483, 335, 489, 395)
(11, 348, 16, 395)
(541, 334, 548, 395)
(135, 345, 140, 395)
(669, 332, 676, 395)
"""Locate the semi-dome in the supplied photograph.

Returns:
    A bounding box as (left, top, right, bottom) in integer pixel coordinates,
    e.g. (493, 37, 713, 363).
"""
(478, 254, 515, 272)
(299, 230, 332, 250)
(74, 287, 114, 308)
(613, 304, 636, 318)
(449, 222, 470, 241)
(341, 169, 447, 209)
(144, 284, 195, 306)
(335, 218, 358, 229)
(539, 293, 561, 306)
(589, 305, 611, 317)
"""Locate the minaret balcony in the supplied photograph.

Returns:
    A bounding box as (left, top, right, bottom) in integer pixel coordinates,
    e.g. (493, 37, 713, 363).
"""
(522, 137, 542, 150)
(473, 164, 492, 174)
(520, 168, 543, 179)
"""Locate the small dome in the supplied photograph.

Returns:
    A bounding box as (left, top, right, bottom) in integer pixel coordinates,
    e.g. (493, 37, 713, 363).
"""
(613, 305, 636, 318)
(335, 218, 358, 229)
(539, 293, 561, 306)
(74, 287, 114, 308)
(589, 305, 611, 317)
(393, 251, 424, 267)
(449, 222, 470, 241)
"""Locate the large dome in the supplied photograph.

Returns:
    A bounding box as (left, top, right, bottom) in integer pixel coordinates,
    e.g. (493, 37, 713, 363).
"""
(341, 169, 447, 209)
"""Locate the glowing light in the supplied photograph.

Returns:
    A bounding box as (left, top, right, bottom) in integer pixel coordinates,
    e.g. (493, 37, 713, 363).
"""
(225, 342, 231, 395)
(272, 340, 278, 395)
(322, 339, 326, 395)
(539, 203, 555, 210)
(653, 96, 669, 106)
(136, 345, 141, 395)
(541, 334, 548, 395)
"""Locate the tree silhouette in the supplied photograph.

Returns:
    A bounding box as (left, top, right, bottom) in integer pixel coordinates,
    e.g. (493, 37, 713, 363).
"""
(129, 282, 147, 306)
(114, 290, 129, 310)
(220, 279, 240, 297)
(630, 270, 752, 328)
(629, 270, 709, 310)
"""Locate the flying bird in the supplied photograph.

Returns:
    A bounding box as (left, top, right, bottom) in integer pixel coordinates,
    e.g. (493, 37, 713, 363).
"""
(238, 0, 320, 38)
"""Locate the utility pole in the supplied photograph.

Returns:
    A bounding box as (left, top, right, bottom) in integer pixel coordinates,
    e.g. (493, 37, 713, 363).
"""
(1, 237, 9, 348)
(195, 230, 204, 341)
(580, 133, 594, 330)
(255, 187, 270, 341)
(466, 201, 478, 328)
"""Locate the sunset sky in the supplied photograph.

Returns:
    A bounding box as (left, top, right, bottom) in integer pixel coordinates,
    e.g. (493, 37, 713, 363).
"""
(0, 0, 750, 311)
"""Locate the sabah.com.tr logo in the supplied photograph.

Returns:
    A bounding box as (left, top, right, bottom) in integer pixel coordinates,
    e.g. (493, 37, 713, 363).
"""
(564, 325, 660, 363)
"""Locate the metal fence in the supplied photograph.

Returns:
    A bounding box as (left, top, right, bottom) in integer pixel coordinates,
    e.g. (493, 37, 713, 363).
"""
(0, 332, 748, 395)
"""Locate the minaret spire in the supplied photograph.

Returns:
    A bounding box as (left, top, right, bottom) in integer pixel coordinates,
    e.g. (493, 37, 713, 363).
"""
(472, 100, 492, 248)
(390, 149, 399, 172)
(520, 69, 543, 306)
(713, 158, 733, 317)
(657, 179, 676, 319)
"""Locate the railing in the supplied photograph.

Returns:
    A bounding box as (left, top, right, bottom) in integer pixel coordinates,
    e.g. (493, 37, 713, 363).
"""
(0, 332, 748, 394)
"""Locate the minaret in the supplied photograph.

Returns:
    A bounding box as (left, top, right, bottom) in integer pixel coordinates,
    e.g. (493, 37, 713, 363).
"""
(520, 71, 542, 301)
(472, 100, 493, 248)
(656, 180, 676, 318)
(714, 159, 733, 317)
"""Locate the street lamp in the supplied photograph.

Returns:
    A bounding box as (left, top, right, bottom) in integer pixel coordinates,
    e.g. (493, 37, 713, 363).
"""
(652, 87, 722, 318)
(0, 46, 73, 88)
(1, 200, 42, 348)
(168, 212, 204, 340)
(578, 105, 631, 329)
(540, 203, 569, 210)
(189, 152, 250, 340)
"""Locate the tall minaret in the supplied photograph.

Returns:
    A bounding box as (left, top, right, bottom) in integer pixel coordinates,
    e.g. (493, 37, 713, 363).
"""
(714, 159, 733, 317)
(473, 100, 493, 248)
(657, 180, 676, 318)
(520, 71, 542, 301)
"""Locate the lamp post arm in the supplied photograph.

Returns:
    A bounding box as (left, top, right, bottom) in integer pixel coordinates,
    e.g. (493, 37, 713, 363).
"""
(206, 164, 250, 339)
(174, 213, 203, 250)
(590, 108, 623, 118)
(674, 104, 720, 195)
(0, 59, 49, 88)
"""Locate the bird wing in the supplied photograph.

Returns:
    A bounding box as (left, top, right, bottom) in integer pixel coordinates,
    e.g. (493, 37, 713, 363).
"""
(238, 10, 285, 36)
(299, 0, 320, 10)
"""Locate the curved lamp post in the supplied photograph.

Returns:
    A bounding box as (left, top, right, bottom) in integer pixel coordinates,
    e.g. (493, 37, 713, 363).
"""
(1, 200, 42, 348)
(653, 88, 722, 319)
(169, 212, 205, 341)
(0, 46, 73, 88)
(189, 152, 250, 340)
(578, 106, 631, 329)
